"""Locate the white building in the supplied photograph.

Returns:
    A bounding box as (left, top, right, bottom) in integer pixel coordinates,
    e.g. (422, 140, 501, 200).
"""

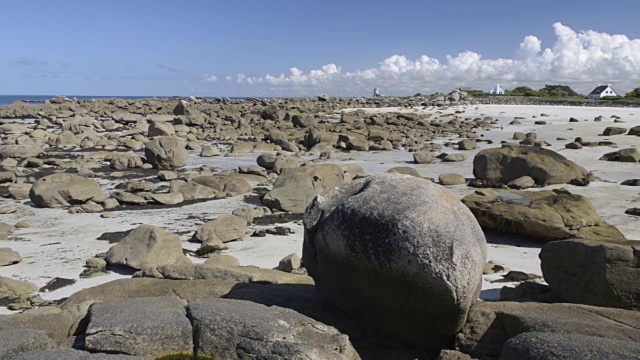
(489, 84, 505, 95)
(588, 84, 618, 99)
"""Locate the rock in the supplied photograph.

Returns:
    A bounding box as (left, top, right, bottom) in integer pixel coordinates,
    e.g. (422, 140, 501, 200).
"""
(106, 225, 190, 270)
(144, 136, 188, 169)
(111, 191, 147, 206)
(473, 146, 589, 186)
(148, 192, 183, 205)
(603, 126, 627, 136)
(600, 148, 640, 162)
(146, 121, 175, 137)
(194, 215, 247, 253)
(455, 301, 640, 359)
(109, 153, 143, 170)
(541, 239, 640, 310)
(442, 153, 467, 162)
(436, 350, 474, 360)
(0, 277, 37, 305)
(458, 139, 477, 150)
(0, 307, 76, 345)
(203, 254, 240, 268)
(61, 278, 238, 311)
(565, 141, 582, 149)
(169, 180, 217, 201)
(199, 144, 220, 157)
(278, 253, 301, 272)
(136, 263, 313, 285)
(9, 348, 144, 359)
(626, 208, 640, 216)
(261, 104, 284, 120)
(29, 173, 103, 208)
(0, 222, 16, 241)
(501, 332, 640, 360)
(262, 164, 347, 213)
(438, 173, 466, 185)
(303, 173, 487, 348)
(157, 170, 178, 181)
(0, 247, 21, 266)
(0, 145, 43, 160)
(462, 188, 626, 243)
(0, 171, 16, 183)
(386, 166, 421, 177)
(84, 297, 192, 357)
(507, 175, 536, 189)
(189, 299, 359, 360)
(0, 329, 56, 359)
(191, 174, 252, 195)
(413, 151, 435, 164)
(628, 125, 640, 136)
(621, 179, 640, 186)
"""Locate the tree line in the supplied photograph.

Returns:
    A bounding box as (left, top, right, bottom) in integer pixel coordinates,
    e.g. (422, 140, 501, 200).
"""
(469, 85, 640, 99)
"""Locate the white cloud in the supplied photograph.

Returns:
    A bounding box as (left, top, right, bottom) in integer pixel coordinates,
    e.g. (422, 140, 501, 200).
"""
(216, 23, 640, 96)
(201, 74, 218, 83)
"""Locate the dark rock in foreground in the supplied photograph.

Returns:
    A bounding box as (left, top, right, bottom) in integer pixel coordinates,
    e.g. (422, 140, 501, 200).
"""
(541, 238, 640, 310)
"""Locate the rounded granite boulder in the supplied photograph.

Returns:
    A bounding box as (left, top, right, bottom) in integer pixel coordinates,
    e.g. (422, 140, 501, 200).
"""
(303, 173, 487, 348)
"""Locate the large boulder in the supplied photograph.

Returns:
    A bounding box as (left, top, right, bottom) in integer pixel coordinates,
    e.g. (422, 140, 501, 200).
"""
(84, 297, 192, 357)
(144, 136, 188, 169)
(461, 188, 626, 243)
(106, 225, 190, 270)
(303, 173, 487, 348)
(455, 301, 640, 359)
(540, 239, 640, 310)
(501, 331, 640, 360)
(473, 146, 589, 186)
(262, 164, 347, 213)
(29, 173, 103, 208)
(189, 299, 360, 360)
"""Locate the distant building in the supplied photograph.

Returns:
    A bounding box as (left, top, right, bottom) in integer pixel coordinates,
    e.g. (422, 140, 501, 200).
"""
(588, 84, 618, 99)
(489, 84, 505, 95)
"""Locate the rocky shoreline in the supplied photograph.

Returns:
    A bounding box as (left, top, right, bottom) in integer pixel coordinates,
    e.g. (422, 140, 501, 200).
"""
(0, 96, 639, 359)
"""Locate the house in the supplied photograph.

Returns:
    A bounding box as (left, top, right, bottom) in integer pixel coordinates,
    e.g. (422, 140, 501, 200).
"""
(588, 84, 618, 99)
(489, 84, 505, 95)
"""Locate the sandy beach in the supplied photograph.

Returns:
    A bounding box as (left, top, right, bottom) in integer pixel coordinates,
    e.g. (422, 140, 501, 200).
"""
(1, 103, 638, 315)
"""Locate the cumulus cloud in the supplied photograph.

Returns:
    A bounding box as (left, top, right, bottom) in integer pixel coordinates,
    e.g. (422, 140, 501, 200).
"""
(218, 23, 640, 96)
(201, 74, 218, 83)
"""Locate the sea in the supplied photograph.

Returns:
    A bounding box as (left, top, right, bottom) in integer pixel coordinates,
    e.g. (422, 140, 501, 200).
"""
(0, 95, 246, 107)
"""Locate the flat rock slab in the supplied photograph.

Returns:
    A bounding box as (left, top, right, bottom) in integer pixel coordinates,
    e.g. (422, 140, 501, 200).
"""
(501, 332, 640, 360)
(189, 298, 360, 360)
(84, 297, 193, 357)
(12, 348, 144, 359)
(456, 301, 640, 359)
(0, 329, 56, 359)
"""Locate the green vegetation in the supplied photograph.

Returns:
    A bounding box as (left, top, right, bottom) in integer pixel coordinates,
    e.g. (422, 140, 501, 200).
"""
(625, 87, 640, 98)
(538, 84, 580, 97)
(506, 85, 581, 98)
(507, 86, 543, 97)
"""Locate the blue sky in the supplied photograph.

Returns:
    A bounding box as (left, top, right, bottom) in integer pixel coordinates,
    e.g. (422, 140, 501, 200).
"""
(1, 0, 639, 97)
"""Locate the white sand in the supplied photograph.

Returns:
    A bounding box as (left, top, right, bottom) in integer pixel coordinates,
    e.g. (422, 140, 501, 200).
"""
(1, 104, 638, 313)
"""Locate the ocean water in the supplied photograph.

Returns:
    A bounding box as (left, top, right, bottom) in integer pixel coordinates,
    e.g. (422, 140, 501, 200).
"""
(0, 95, 166, 107)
